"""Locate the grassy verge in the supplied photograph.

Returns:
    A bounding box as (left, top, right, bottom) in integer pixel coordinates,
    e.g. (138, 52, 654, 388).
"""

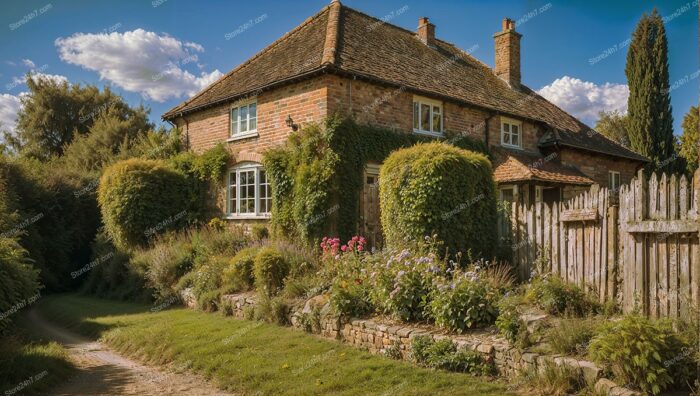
(0, 314, 76, 395)
(37, 294, 510, 396)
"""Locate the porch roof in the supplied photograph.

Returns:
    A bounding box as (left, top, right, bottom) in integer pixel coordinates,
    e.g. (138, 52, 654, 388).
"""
(492, 148, 594, 186)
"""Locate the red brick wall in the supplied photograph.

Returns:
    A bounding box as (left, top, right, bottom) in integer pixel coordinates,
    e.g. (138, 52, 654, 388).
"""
(559, 148, 641, 188)
(173, 77, 330, 162)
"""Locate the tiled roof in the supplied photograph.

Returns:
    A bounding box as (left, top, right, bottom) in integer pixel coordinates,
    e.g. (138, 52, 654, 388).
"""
(492, 148, 594, 185)
(163, 1, 647, 163)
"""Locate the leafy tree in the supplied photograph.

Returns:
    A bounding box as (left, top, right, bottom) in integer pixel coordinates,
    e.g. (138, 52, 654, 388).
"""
(678, 106, 699, 175)
(13, 76, 148, 160)
(595, 110, 630, 148)
(625, 9, 675, 171)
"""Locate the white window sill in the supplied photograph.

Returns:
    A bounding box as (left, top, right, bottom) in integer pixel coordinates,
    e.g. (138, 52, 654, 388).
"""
(413, 129, 444, 138)
(227, 131, 259, 142)
(224, 214, 271, 220)
(501, 143, 523, 150)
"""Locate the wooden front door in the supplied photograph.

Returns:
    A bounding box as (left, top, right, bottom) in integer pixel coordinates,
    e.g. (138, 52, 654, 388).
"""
(360, 164, 383, 249)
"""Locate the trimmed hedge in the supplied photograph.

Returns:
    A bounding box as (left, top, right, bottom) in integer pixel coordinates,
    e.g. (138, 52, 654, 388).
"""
(380, 142, 497, 257)
(0, 238, 40, 334)
(263, 116, 489, 244)
(98, 159, 190, 248)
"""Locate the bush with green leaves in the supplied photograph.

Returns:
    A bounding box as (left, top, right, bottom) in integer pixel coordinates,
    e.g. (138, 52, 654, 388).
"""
(495, 294, 526, 344)
(588, 315, 693, 395)
(429, 270, 499, 332)
(98, 158, 190, 248)
(369, 246, 441, 322)
(253, 247, 290, 296)
(380, 142, 497, 257)
(411, 336, 493, 375)
(221, 247, 259, 293)
(251, 224, 269, 241)
(526, 275, 599, 316)
(548, 318, 600, 355)
(0, 238, 40, 334)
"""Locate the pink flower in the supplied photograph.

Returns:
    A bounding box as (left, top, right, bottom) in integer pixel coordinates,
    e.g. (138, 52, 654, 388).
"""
(341, 245, 348, 252)
(357, 245, 364, 251)
(352, 236, 359, 242)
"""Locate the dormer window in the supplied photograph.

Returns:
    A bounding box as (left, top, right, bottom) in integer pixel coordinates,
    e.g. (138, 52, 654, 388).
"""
(501, 117, 522, 148)
(229, 100, 258, 140)
(413, 96, 443, 136)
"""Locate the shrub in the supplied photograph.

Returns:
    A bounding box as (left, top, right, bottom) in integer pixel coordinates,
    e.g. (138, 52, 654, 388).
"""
(98, 158, 190, 248)
(0, 238, 40, 334)
(221, 247, 259, 293)
(254, 295, 290, 326)
(380, 142, 497, 257)
(588, 315, 693, 395)
(330, 277, 374, 318)
(253, 247, 290, 296)
(189, 255, 229, 311)
(526, 275, 599, 316)
(369, 247, 440, 322)
(547, 318, 600, 355)
(251, 224, 269, 241)
(142, 233, 195, 301)
(410, 336, 493, 375)
(522, 361, 586, 396)
(429, 271, 499, 332)
(495, 294, 526, 345)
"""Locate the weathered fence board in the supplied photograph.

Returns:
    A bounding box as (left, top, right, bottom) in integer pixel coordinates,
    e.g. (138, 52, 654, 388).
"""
(507, 169, 700, 318)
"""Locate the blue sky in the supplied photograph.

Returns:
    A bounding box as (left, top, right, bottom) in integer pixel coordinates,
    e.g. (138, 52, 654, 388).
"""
(0, 0, 697, 136)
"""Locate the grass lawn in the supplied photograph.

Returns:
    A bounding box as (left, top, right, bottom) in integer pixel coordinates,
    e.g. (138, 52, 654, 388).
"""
(37, 294, 511, 396)
(0, 314, 76, 395)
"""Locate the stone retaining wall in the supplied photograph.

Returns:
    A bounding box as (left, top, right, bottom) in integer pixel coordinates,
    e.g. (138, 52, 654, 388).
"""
(187, 290, 638, 396)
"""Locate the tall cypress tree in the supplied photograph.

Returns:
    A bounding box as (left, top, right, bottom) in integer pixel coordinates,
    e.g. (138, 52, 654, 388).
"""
(625, 9, 675, 172)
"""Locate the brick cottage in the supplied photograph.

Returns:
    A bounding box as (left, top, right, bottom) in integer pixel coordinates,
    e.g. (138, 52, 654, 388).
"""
(163, 0, 647, 234)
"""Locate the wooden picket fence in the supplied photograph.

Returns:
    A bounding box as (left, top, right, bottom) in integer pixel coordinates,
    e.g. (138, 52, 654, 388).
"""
(508, 170, 700, 318)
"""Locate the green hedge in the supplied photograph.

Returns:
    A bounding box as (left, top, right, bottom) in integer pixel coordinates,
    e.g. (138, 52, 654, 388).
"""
(380, 142, 497, 257)
(0, 238, 40, 334)
(98, 159, 191, 248)
(263, 116, 489, 245)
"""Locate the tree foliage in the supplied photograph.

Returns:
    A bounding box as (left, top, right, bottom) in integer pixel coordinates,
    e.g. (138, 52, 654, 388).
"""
(12, 76, 149, 160)
(678, 106, 699, 175)
(595, 110, 630, 148)
(625, 9, 675, 171)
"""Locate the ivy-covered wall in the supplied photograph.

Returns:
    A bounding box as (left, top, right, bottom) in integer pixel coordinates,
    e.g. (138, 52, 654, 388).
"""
(263, 116, 489, 245)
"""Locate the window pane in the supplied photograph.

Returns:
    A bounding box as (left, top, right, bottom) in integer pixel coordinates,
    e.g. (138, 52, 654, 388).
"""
(421, 103, 430, 131)
(512, 124, 519, 137)
(413, 102, 419, 130)
(239, 170, 255, 214)
(511, 133, 519, 147)
(432, 106, 441, 132)
(228, 172, 236, 213)
(259, 170, 270, 214)
(240, 106, 249, 132)
(231, 108, 239, 135)
(249, 103, 257, 131)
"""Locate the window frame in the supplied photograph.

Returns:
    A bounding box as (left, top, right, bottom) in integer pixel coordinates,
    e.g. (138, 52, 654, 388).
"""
(500, 117, 523, 149)
(226, 162, 271, 220)
(412, 96, 443, 137)
(228, 99, 258, 141)
(608, 171, 621, 192)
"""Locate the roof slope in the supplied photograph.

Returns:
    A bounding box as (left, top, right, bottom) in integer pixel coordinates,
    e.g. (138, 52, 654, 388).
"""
(163, 1, 646, 162)
(492, 148, 594, 185)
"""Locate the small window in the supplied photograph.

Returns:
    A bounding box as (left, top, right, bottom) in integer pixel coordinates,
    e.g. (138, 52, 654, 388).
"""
(412, 96, 443, 136)
(227, 163, 271, 218)
(501, 117, 523, 148)
(608, 171, 620, 192)
(230, 101, 257, 138)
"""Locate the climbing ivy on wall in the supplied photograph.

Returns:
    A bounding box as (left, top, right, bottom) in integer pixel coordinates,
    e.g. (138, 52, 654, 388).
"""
(263, 116, 489, 245)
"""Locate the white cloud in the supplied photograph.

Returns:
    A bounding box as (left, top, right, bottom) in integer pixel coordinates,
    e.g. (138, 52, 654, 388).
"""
(0, 93, 23, 134)
(55, 28, 223, 102)
(22, 59, 35, 68)
(29, 72, 68, 85)
(537, 76, 629, 125)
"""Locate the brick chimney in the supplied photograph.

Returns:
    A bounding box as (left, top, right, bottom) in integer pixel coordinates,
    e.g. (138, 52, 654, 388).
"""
(417, 17, 436, 47)
(493, 18, 522, 88)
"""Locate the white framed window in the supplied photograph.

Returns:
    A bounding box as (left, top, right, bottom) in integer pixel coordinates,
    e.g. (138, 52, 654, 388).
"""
(412, 96, 443, 136)
(608, 171, 620, 192)
(499, 185, 518, 203)
(501, 117, 522, 148)
(227, 162, 271, 219)
(229, 101, 258, 140)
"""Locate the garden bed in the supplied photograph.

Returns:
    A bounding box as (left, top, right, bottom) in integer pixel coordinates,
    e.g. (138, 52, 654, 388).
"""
(182, 289, 642, 395)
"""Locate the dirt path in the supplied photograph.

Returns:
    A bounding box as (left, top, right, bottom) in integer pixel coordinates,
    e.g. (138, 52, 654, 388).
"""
(27, 309, 234, 396)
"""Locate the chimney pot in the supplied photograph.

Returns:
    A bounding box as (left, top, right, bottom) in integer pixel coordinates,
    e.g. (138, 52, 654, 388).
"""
(417, 17, 436, 47)
(494, 17, 522, 89)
